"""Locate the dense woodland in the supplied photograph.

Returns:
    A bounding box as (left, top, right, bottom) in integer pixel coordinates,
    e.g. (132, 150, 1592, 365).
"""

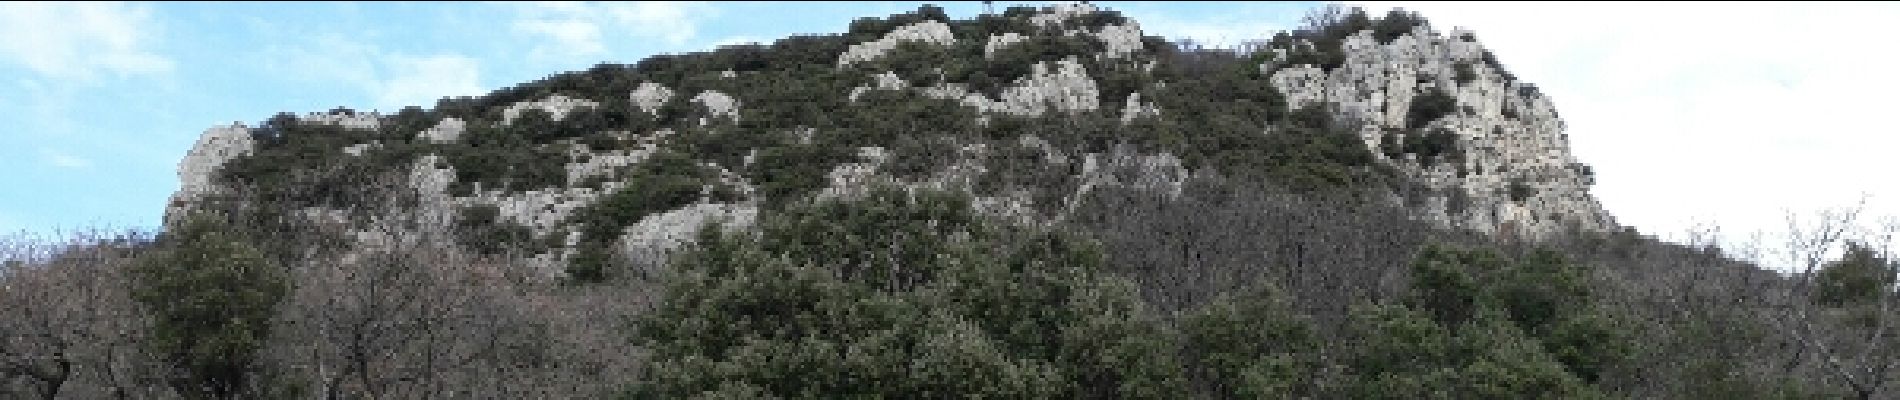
(5, 4, 1899, 399)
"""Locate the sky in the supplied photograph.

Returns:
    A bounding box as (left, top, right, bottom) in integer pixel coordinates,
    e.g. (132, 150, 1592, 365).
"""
(2, 1, 1895, 263)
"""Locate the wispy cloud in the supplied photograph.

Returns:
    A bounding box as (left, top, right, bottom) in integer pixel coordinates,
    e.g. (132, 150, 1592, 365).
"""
(262, 35, 485, 111)
(708, 36, 767, 49)
(374, 54, 484, 111)
(0, 2, 173, 81)
(40, 148, 91, 169)
(509, 1, 714, 63)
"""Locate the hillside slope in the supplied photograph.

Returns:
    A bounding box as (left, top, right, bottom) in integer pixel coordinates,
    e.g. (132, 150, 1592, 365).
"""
(166, 3, 1616, 281)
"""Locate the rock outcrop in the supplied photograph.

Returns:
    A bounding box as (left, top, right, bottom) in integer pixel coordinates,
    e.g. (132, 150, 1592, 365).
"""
(1267, 25, 1616, 240)
(837, 20, 956, 67)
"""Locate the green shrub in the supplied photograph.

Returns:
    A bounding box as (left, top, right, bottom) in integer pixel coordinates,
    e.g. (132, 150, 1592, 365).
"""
(131, 214, 288, 399)
(628, 187, 1186, 398)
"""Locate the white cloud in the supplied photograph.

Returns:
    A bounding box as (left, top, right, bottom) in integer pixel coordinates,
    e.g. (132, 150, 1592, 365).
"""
(0, 2, 173, 80)
(1350, 2, 1900, 263)
(708, 36, 766, 49)
(510, 1, 713, 63)
(1109, 5, 1292, 49)
(373, 54, 484, 111)
(263, 36, 486, 111)
(39, 148, 90, 169)
(515, 19, 607, 60)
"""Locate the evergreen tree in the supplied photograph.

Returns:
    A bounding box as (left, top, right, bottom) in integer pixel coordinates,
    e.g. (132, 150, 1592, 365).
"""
(1813, 241, 1897, 308)
(130, 214, 289, 399)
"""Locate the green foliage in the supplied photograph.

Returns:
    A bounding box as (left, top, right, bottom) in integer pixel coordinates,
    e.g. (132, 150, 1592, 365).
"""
(441, 119, 572, 195)
(1399, 245, 1633, 386)
(1453, 61, 1478, 85)
(629, 187, 1185, 398)
(1509, 179, 1536, 202)
(748, 143, 853, 206)
(131, 215, 288, 399)
(1371, 9, 1428, 44)
(1179, 283, 1320, 398)
(1343, 304, 1599, 400)
(1407, 88, 1458, 130)
(1813, 242, 1897, 307)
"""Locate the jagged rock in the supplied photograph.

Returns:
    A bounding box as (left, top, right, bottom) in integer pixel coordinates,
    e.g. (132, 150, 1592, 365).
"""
(616, 202, 759, 274)
(1267, 24, 1615, 240)
(848, 71, 909, 102)
(299, 111, 382, 130)
(167, 123, 255, 222)
(501, 94, 599, 125)
(417, 117, 466, 143)
(909, 57, 1099, 118)
(1094, 23, 1145, 59)
(1120, 92, 1159, 123)
(690, 91, 740, 124)
(630, 82, 674, 116)
(837, 20, 956, 67)
(563, 139, 654, 186)
(994, 57, 1099, 116)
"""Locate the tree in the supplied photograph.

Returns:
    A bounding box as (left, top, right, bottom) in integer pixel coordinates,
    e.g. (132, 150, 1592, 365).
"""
(130, 215, 288, 399)
(1814, 241, 1897, 308)
(1178, 282, 1321, 398)
(629, 186, 1185, 398)
(1768, 205, 1900, 400)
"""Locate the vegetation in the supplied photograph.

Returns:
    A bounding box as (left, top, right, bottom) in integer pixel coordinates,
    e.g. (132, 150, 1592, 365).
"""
(130, 215, 289, 399)
(10, 4, 1899, 399)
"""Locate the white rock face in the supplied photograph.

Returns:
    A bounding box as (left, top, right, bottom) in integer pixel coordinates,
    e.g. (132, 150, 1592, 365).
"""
(992, 57, 1100, 116)
(1267, 24, 1616, 240)
(615, 202, 759, 272)
(837, 20, 956, 67)
(630, 82, 674, 116)
(1094, 23, 1145, 59)
(564, 139, 656, 186)
(417, 117, 466, 143)
(1120, 92, 1159, 123)
(848, 71, 910, 102)
(691, 91, 741, 124)
(501, 94, 600, 125)
(300, 111, 382, 130)
(898, 57, 1098, 118)
(167, 124, 256, 221)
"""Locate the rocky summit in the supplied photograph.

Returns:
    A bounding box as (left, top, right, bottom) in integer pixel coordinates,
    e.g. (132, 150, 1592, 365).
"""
(167, 3, 1618, 279)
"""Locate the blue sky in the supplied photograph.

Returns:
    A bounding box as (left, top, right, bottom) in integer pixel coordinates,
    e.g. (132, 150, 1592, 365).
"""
(4, 1, 1897, 261)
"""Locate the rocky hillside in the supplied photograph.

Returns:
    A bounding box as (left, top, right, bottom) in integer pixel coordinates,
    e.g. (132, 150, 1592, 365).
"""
(166, 3, 1618, 280)
(26, 4, 1900, 399)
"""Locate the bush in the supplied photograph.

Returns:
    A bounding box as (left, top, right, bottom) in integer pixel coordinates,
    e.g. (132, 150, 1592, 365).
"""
(1813, 242, 1897, 307)
(131, 215, 288, 399)
(1407, 88, 1458, 130)
(628, 187, 1186, 398)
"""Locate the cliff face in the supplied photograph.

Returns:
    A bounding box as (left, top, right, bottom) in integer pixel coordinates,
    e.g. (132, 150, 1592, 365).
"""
(166, 3, 1620, 278)
(1267, 24, 1617, 241)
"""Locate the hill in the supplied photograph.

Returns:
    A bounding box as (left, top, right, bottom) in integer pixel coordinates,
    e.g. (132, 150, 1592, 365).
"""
(5, 3, 1896, 399)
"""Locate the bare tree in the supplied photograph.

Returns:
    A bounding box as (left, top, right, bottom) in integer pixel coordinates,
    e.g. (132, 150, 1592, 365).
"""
(0, 231, 172, 399)
(1760, 200, 1900, 400)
